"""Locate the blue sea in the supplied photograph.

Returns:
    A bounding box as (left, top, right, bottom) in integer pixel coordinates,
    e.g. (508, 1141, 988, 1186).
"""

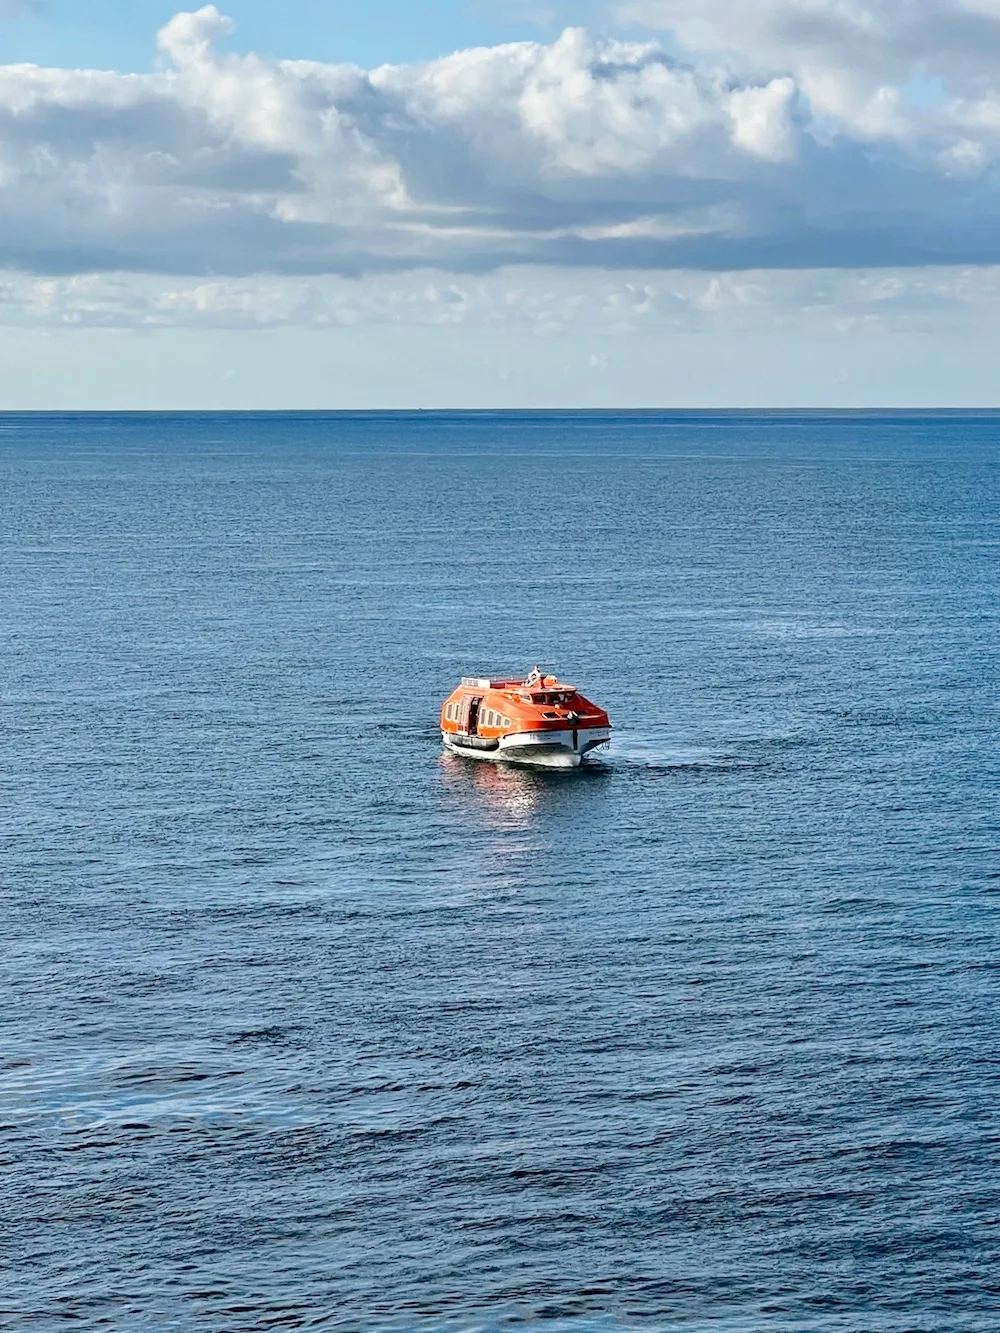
(2, 411, 999, 1332)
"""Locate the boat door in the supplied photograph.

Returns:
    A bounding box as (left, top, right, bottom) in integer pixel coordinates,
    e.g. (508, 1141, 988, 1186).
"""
(463, 697, 482, 735)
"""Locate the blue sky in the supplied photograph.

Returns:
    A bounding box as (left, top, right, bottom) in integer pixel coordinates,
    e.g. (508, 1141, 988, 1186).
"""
(3, 0, 1000, 407)
(0, 0, 601, 69)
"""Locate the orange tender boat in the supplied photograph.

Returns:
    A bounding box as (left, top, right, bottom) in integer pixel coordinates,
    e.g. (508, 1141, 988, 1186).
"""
(441, 666, 611, 768)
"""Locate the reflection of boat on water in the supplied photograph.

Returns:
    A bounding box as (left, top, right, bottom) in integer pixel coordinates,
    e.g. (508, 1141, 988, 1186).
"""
(440, 666, 611, 769)
(439, 751, 547, 830)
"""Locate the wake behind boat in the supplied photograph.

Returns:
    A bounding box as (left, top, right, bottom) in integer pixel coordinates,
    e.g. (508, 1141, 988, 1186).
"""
(441, 666, 611, 768)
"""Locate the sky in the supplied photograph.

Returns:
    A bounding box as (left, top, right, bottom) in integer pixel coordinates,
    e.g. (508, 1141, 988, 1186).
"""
(3, 0, 1000, 406)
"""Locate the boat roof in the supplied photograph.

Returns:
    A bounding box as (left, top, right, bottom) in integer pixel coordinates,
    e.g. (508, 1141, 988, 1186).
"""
(459, 675, 577, 692)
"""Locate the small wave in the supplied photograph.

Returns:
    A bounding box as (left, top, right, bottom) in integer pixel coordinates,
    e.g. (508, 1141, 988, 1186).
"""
(637, 759, 763, 776)
(608, 746, 761, 775)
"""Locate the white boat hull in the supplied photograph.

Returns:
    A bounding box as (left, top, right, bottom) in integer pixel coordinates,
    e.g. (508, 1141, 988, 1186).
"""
(443, 727, 610, 769)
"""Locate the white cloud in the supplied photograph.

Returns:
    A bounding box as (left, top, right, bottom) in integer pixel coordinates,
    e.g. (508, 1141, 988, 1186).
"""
(1, 4, 1000, 280)
(726, 77, 799, 161)
(2, 263, 999, 336)
(614, 0, 1000, 132)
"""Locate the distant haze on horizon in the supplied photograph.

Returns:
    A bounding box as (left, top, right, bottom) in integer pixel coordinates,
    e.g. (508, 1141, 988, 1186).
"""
(4, 0, 1000, 409)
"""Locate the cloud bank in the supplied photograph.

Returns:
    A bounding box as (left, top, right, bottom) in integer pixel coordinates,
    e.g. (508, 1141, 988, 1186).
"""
(4, 264, 999, 333)
(4, 3, 1000, 277)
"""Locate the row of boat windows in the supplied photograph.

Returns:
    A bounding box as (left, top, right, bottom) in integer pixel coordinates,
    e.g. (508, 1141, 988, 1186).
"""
(445, 703, 512, 728)
(482, 708, 513, 728)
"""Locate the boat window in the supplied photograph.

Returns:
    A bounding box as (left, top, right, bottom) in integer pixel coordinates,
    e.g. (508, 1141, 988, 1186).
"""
(445, 704, 452, 720)
(543, 711, 559, 719)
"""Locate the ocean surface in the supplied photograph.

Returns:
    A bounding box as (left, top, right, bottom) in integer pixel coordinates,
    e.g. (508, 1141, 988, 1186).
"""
(2, 410, 999, 1333)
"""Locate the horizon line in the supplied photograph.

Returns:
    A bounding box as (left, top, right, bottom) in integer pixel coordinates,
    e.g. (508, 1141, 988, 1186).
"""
(3, 406, 1000, 416)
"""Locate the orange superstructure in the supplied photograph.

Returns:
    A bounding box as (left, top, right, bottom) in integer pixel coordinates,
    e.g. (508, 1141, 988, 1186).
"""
(440, 666, 611, 768)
